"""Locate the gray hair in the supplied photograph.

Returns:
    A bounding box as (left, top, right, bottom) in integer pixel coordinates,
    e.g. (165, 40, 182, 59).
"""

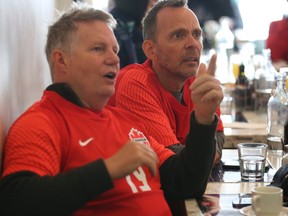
(142, 0, 188, 41)
(45, 5, 117, 76)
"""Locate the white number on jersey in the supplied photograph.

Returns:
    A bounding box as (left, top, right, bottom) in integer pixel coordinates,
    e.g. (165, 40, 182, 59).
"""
(126, 167, 151, 193)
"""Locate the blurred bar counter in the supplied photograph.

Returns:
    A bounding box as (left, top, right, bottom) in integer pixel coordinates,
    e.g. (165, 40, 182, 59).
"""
(222, 110, 267, 148)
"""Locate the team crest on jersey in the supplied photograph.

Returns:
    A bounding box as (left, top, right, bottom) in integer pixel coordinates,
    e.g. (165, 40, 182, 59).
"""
(129, 128, 150, 147)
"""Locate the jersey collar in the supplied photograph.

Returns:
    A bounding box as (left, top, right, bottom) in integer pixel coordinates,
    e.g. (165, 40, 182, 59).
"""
(46, 83, 84, 107)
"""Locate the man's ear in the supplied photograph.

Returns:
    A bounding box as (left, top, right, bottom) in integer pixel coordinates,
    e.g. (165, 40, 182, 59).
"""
(142, 40, 157, 60)
(51, 50, 68, 73)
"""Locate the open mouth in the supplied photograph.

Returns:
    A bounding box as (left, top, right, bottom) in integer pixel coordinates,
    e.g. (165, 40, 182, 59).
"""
(104, 72, 116, 79)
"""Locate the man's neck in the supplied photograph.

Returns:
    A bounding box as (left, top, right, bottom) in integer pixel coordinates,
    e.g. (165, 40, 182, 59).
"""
(46, 83, 107, 111)
(153, 69, 185, 94)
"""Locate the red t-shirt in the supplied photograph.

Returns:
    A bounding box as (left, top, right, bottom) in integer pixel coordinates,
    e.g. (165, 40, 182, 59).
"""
(2, 90, 174, 216)
(266, 18, 288, 63)
(108, 60, 224, 146)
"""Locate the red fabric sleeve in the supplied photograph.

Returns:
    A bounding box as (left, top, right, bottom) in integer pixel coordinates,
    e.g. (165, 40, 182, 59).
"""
(2, 112, 61, 177)
(114, 68, 179, 146)
(148, 135, 174, 167)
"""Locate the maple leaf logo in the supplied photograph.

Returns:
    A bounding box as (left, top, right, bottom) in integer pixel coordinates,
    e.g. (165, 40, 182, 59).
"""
(129, 128, 150, 147)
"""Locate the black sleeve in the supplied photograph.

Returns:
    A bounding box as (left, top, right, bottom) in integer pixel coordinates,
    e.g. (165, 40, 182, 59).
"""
(159, 112, 217, 200)
(0, 159, 113, 216)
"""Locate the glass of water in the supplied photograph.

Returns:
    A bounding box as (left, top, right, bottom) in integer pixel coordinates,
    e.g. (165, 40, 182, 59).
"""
(237, 143, 268, 182)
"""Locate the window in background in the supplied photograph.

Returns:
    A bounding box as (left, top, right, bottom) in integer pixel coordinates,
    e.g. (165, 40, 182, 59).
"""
(91, 0, 109, 10)
(237, 0, 286, 40)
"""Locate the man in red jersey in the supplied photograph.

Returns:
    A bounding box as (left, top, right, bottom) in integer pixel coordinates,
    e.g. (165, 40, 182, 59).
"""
(0, 2, 223, 216)
(108, 0, 225, 214)
(108, 0, 225, 165)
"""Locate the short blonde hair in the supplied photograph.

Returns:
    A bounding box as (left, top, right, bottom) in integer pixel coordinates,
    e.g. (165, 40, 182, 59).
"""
(45, 5, 117, 78)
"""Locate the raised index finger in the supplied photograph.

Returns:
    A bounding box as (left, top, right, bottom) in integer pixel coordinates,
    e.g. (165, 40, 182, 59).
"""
(206, 53, 217, 77)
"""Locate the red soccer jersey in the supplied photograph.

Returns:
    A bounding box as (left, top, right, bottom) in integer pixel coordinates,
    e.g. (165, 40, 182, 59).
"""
(2, 90, 174, 216)
(108, 60, 224, 146)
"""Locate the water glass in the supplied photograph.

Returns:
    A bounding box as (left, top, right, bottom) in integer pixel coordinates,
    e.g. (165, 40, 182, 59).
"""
(237, 143, 268, 181)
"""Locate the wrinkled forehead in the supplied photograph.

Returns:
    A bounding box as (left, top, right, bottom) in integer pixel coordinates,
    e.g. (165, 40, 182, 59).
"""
(73, 21, 119, 49)
(74, 20, 115, 40)
(155, 6, 201, 34)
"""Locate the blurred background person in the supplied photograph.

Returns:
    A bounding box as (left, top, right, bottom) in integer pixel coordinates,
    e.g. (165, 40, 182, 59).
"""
(266, 11, 288, 71)
(188, 0, 243, 51)
(109, 0, 157, 68)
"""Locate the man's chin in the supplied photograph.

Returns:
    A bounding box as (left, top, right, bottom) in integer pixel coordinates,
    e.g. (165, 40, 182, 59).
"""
(184, 61, 198, 69)
(183, 66, 197, 77)
(106, 89, 115, 98)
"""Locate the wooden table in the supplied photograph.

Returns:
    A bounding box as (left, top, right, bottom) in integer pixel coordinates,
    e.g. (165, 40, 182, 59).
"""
(222, 110, 267, 148)
(185, 149, 280, 215)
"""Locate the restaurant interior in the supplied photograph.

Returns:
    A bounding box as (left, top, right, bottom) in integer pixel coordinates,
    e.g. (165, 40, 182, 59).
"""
(0, 0, 288, 215)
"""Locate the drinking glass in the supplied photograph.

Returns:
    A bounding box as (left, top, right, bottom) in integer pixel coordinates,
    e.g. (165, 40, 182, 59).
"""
(237, 143, 268, 181)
